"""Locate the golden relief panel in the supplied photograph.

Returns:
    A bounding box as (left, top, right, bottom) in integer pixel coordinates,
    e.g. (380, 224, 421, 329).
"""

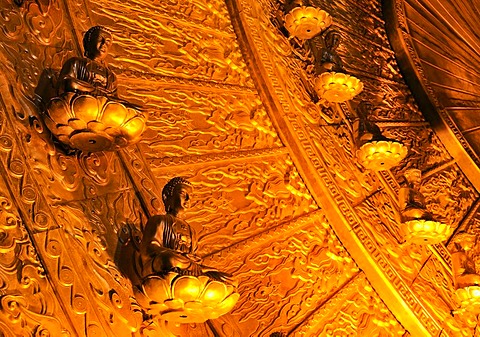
(93, 0, 235, 33)
(295, 273, 405, 337)
(354, 190, 432, 284)
(384, 127, 453, 180)
(151, 154, 318, 257)
(0, 0, 476, 335)
(118, 79, 282, 159)
(420, 165, 477, 228)
(28, 149, 132, 203)
(0, 187, 73, 336)
(206, 212, 359, 337)
(36, 194, 147, 336)
(70, 0, 253, 87)
(231, 0, 477, 334)
(0, 0, 75, 95)
(411, 255, 471, 337)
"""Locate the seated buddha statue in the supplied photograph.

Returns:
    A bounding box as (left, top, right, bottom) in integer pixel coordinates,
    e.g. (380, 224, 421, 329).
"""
(320, 30, 343, 72)
(138, 177, 232, 283)
(134, 177, 238, 322)
(451, 233, 480, 289)
(57, 26, 135, 108)
(399, 169, 433, 222)
(40, 26, 146, 152)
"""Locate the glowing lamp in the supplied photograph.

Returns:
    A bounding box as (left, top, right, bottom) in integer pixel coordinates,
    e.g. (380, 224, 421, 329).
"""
(45, 93, 147, 152)
(357, 139, 408, 171)
(284, 6, 332, 40)
(455, 286, 480, 314)
(135, 272, 239, 323)
(314, 72, 363, 102)
(398, 169, 451, 245)
(400, 219, 451, 245)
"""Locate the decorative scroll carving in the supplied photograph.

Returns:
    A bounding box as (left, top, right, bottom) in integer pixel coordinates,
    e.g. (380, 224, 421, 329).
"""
(421, 165, 477, 229)
(68, 0, 253, 87)
(151, 154, 318, 257)
(208, 212, 359, 337)
(0, 188, 72, 336)
(0, 0, 75, 96)
(295, 273, 405, 336)
(132, 82, 282, 159)
(41, 193, 145, 335)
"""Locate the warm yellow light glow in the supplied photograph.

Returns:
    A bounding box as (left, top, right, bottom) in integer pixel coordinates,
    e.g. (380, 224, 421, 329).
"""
(314, 72, 363, 102)
(136, 273, 239, 324)
(284, 6, 332, 40)
(45, 94, 146, 152)
(455, 286, 480, 314)
(401, 220, 452, 245)
(357, 140, 408, 171)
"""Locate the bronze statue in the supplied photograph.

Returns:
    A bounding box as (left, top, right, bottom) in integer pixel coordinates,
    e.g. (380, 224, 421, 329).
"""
(132, 177, 238, 322)
(320, 30, 343, 72)
(399, 169, 433, 222)
(58, 26, 117, 97)
(57, 26, 137, 108)
(139, 177, 232, 283)
(35, 26, 146, 152)
(451, 233, 480, 289)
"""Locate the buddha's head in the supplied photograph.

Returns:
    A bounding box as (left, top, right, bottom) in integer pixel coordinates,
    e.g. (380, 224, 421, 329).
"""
(404, 168, 422, 187)
(162, 177, 193, 217)
(324, 30, 341, 51)
(83, 26, 113, 61)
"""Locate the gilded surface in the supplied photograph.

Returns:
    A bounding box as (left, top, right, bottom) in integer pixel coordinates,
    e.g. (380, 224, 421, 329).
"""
(229, 0, 477, 334)
(151, 154, 317, 257)
(0, 184, 72, 336)
(132, 81, 281, 158)
(207, 212, 359, 337)
(0, 0, 476, 336)
(420, 165, 477, 228)
(295, 273, 405, 336)
(79, 0, 253, 86)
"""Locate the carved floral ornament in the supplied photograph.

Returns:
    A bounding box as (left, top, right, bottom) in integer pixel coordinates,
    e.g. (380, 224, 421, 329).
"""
(35, 26, 147, 153)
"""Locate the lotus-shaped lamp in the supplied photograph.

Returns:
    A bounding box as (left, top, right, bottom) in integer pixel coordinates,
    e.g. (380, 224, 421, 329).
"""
(400, 219, 451, 245)
(135, 272, 239, 323)
(284, 6, 332, 40)
(398, 169, 451, 245)
(455, 286, 480, 314)
(45, 93, 147, 152)
(355, 119, 407, 171)
(315, 72, 363, 102)
(357, 137, 408, 171)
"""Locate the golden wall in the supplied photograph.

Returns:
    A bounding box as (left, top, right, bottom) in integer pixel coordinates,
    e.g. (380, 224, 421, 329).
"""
(0, 0, 476, 336)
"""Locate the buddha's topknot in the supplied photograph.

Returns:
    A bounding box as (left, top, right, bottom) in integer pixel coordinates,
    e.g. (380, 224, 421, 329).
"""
(162, 177, 191, 203)
(83, 26, 112, 57)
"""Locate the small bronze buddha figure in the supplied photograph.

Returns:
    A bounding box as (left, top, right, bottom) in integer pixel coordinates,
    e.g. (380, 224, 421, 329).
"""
(451, 233, 480, 289)
(320, 30, 343, 72)
(134, 177, 238, 323)
(58, 26, 117, 98)
(37, 26, 146, 152)
(139, 177, 232, 282)
(399, 169, 433, 222)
